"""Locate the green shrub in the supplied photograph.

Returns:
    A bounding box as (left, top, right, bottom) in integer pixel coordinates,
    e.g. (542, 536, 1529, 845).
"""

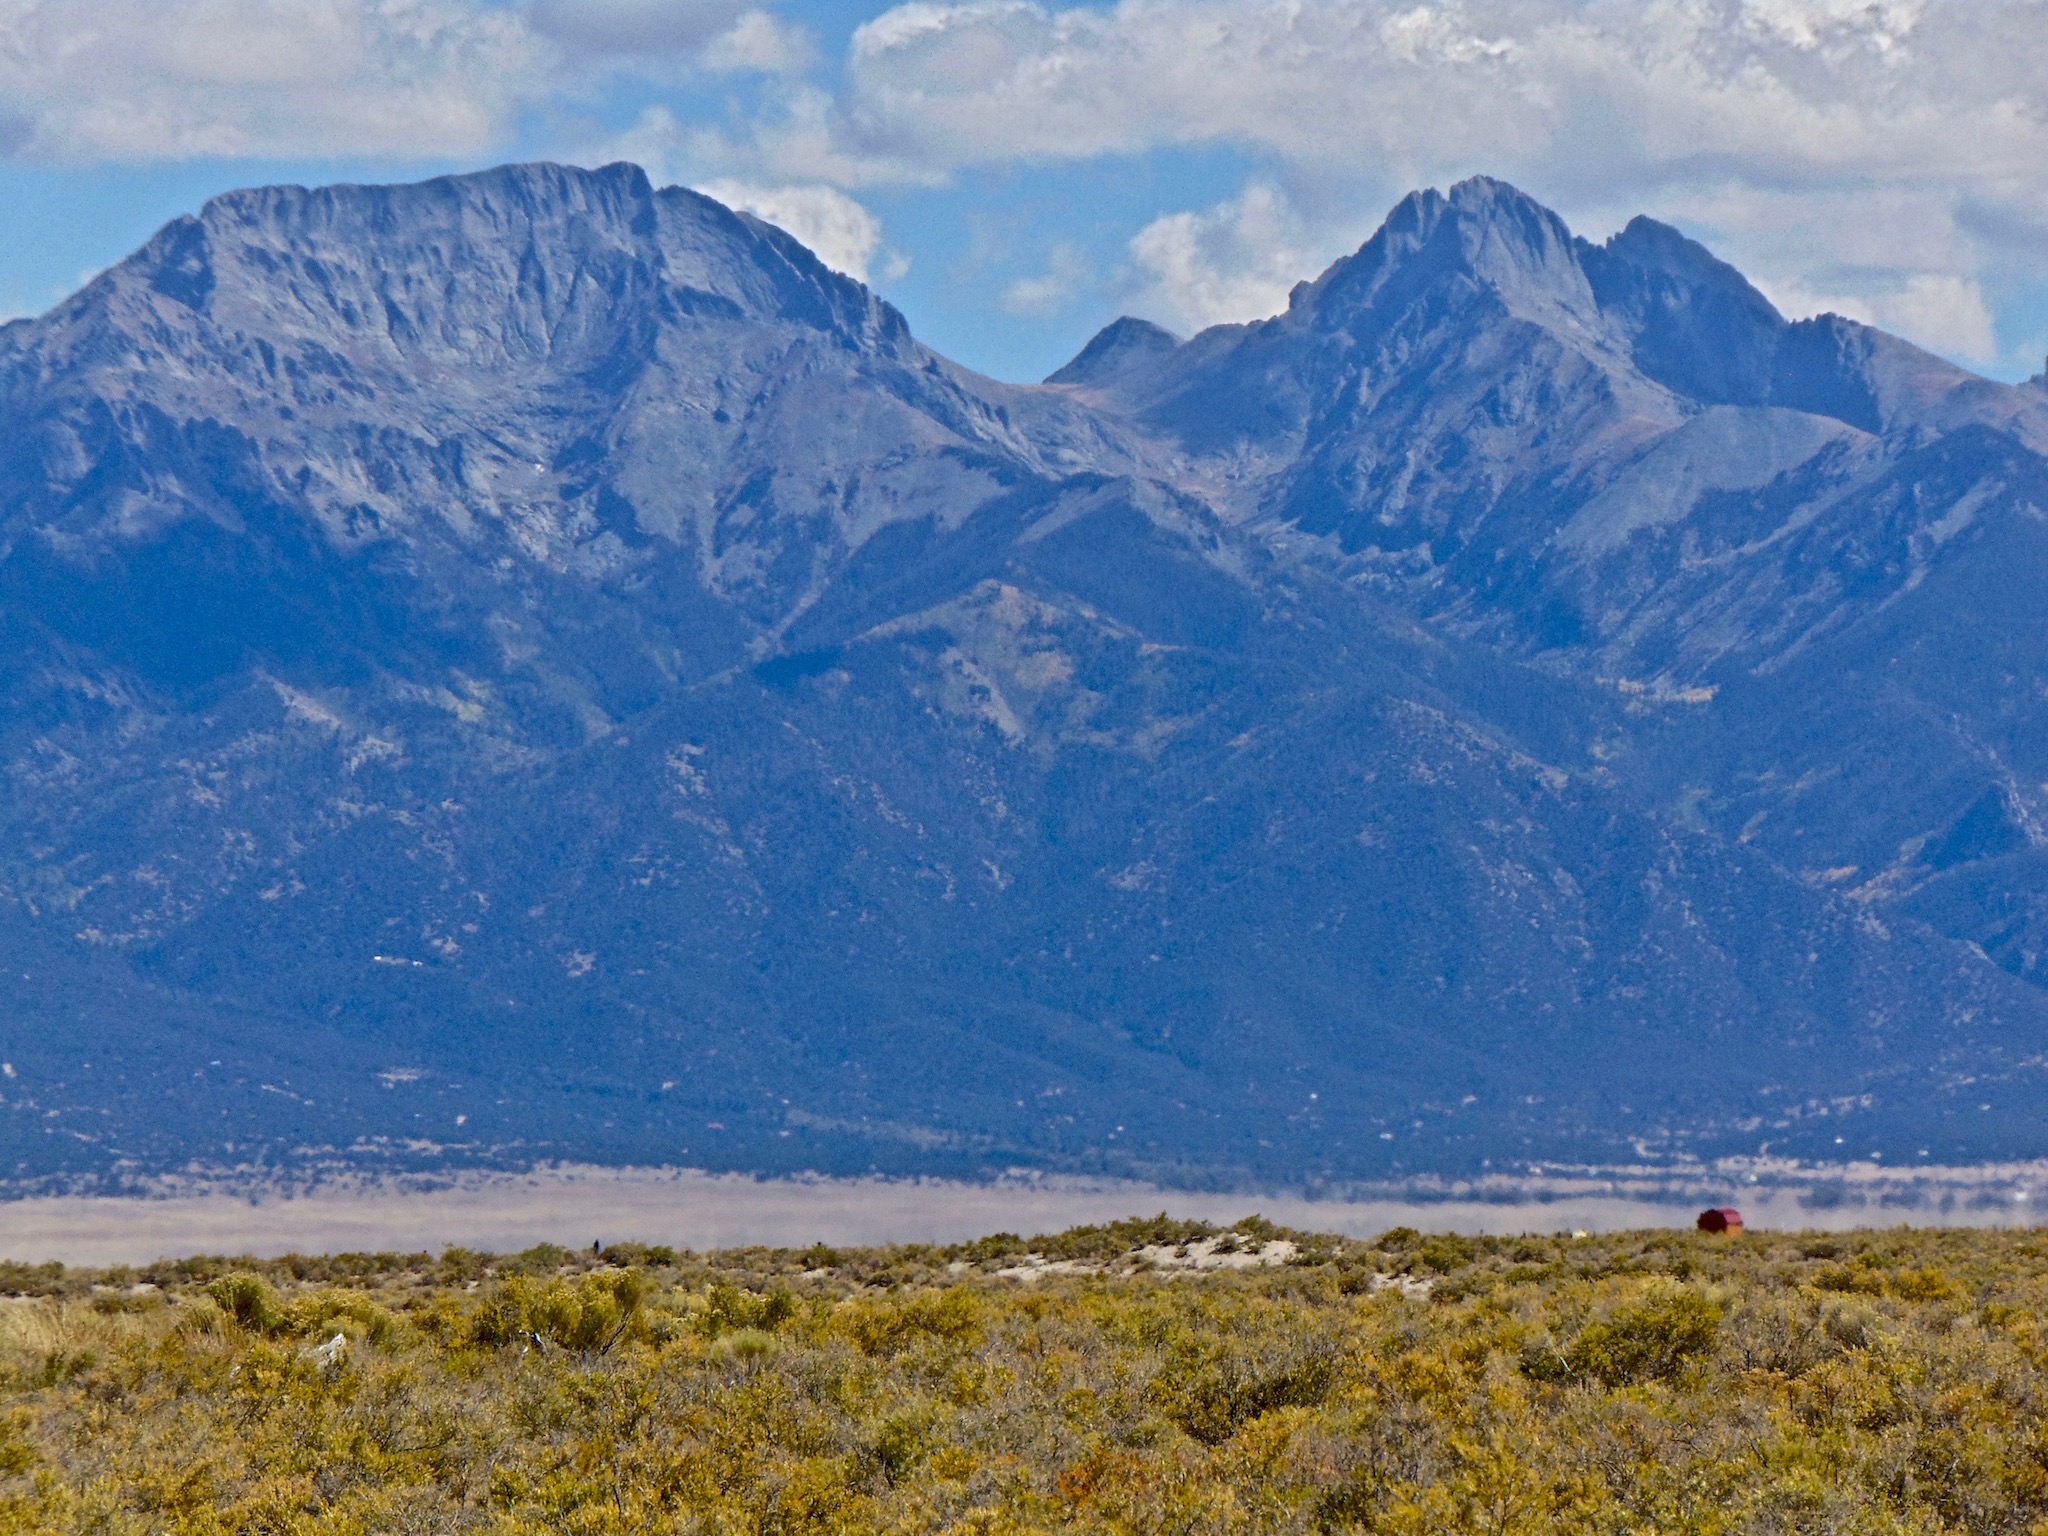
(1528, 1287, 1721, 1388)
(207, 1273, 286, 1335)
(285, 1287, 398, 1346)
(868, 1402, 938, 1483)
(0, 1411, 35, 1477)
(1414, 1235, 1477, 1274)
(709, 1326, 780, 1372)
(502, 1243, 573, 1277)
(835, 1287, 982, 1356)
(1033, 1215, 1219, 1260)
(1153, 1335, 1339, 1444)
(700, 1283, 798, 1336)
(598, 1242, 677, 1268)
(469, 1269, 649, 1354)
(1814, 1262, 1888, 1295)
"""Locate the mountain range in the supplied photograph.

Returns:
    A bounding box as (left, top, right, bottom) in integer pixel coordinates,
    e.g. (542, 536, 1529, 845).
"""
(5, 161, 2048, 1192)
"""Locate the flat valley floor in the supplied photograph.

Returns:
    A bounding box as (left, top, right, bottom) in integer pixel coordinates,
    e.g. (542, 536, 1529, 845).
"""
(5, 1163, 2048, 1265)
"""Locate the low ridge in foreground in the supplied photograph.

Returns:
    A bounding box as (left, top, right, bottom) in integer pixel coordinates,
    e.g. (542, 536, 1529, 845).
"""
(7, 161, 2048, 1186)
(1, 1219, 2046, 1530)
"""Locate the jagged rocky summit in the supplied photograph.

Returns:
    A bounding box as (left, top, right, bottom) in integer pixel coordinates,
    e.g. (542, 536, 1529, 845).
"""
(4, 164, 2047, 1191)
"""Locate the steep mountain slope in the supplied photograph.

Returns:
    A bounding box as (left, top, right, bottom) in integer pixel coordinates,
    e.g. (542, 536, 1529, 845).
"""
(2, 163, 2045, 1190)
(1066, 176, 2048, 1074)
(0, 161, 1122, 686)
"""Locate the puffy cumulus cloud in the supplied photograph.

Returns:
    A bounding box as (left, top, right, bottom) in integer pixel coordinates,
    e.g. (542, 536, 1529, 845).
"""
(0, 0, 802, 163)
(700, 10, 813, 72)
(1002, 242, 1092, 315)
(1768, 270, 1999, 366)
(1872, 275, 1999, 365)
(1126, 185, 1312, 332)
(831, 0, 2048, 369)
(529, 0, 812, 72)
(836, 0, 2042, 183)
(0, 0, 531, 160)
(694, 179, 891, 281)
(526, 0, 742, 56)
(606, 83, 933, 195)
(1738, 0, 1923, 52)
(840, 0, 1538, 170)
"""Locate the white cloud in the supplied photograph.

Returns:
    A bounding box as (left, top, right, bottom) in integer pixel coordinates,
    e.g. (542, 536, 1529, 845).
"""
(694, 179, 888, 281)
(0, 0, 535, 160)
(609, 106, 705, 185)
(1126, 185, 1309, 332)
(0, 0, 801, 163)
(1001, 242, 1092, 315)
(832, 0, 2048, 187)
(835, 0, 2040, 178)
(1738, 0, 1924, 53)
(526, 0, 747, 57)
(1878, 275, 1999, 364)
(609, 83, 934, 193)
(701, 10, 813, 72)
(1379, 5, 1514, 65)
(1768, 271, 1999, 366)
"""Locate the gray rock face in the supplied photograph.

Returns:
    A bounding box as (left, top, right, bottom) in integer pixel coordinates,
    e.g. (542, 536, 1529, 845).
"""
(4, 163, 2047, 1190)
(1044, 317, 1181, 389)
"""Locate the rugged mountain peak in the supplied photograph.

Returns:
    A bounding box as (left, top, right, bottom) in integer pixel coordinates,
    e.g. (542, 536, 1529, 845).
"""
(0, 161, 1128, 690)
(1597, 215, 1777, 312)
(1576, 213, 2047, 443)
(1074, 175, 1653, 469)
(1581, 215, 1787, 407)
(1439, 174, 1600, 313)
(1046, 316, 1181, 387)
(21, 160, 904, 392)
(1790, 313, 2048, 442)
(1295, 174, 1605, 340)
(1091, 175, 1677, 525)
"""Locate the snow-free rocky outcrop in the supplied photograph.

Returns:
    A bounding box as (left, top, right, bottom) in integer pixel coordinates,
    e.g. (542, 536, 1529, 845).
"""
(3, 163, 2047, 1190)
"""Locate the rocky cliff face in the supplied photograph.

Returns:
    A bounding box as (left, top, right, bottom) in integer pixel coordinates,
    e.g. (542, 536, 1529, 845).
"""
(3, 163, 2045, 1190)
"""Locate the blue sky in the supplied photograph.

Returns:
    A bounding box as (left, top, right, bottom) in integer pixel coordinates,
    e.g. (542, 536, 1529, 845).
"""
(3, 0, 2047, 385)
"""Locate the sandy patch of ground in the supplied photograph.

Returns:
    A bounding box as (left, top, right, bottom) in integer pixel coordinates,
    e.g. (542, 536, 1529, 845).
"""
(990, 1235, 1302, 1281)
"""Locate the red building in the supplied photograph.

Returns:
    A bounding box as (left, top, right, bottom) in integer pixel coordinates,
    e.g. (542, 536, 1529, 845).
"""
(1696, 1207, 1745, 1234)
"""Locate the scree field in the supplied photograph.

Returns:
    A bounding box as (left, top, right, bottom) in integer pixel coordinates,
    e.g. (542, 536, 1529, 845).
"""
(0, 1218, 2043, 1532)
